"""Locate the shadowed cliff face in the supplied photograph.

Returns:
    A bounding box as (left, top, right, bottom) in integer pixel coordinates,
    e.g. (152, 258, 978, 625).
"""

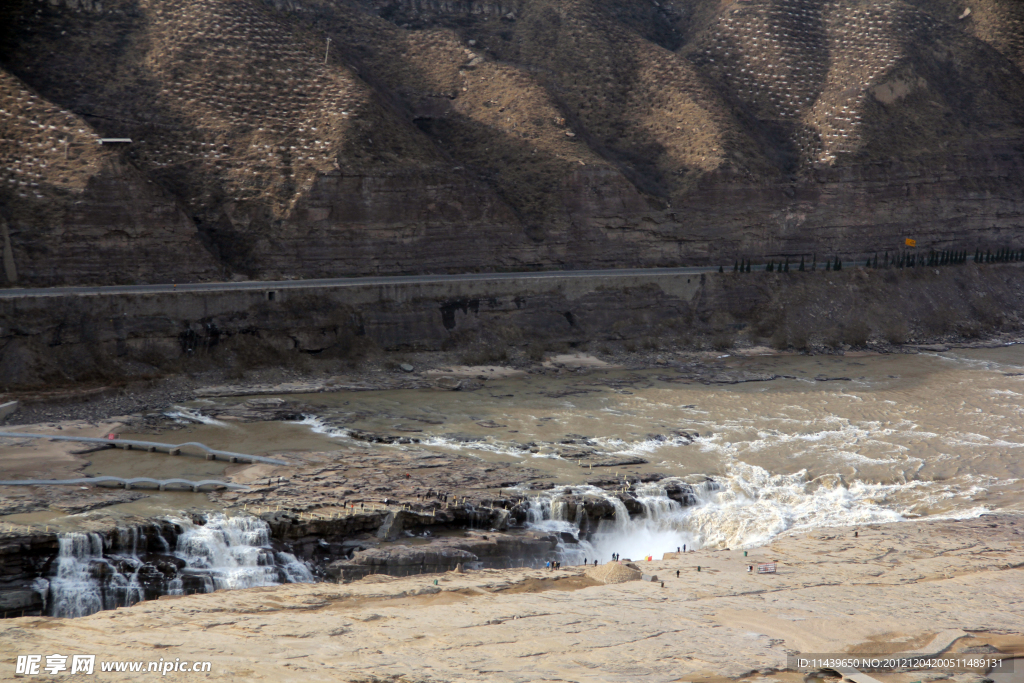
(0, 0, 1022, 284)
(3, 264, 1024, 390)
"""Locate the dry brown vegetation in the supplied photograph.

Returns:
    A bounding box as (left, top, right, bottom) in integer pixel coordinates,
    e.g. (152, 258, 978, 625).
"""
(1, 0, 1022, 269)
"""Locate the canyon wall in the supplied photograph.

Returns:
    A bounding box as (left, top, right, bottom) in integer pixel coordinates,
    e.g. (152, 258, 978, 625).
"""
(2, 264, 1023, 389)
(1, 0, 1022, 285)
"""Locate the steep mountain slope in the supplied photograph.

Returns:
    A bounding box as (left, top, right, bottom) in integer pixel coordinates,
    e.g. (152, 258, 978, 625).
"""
(1, 0, 1022, 285)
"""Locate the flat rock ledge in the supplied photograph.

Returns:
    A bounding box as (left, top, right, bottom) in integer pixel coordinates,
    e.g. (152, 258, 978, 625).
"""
(1, 515, 1020, 681)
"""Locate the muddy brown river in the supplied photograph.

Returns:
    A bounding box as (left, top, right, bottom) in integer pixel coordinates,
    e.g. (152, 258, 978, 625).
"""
(99, 346, 1023, 551)
(5, 345, 1024, 619)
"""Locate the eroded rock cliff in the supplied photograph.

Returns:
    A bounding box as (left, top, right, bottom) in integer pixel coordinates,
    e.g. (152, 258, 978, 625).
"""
(0, 0, 1022, 284)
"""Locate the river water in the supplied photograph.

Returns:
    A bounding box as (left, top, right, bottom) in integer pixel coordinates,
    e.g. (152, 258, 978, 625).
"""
(139, 346, 1024, 559)
(13, 346, 1024, 617)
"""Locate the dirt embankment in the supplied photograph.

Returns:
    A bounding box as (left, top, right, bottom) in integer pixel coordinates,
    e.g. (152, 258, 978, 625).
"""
(2, 263, 1022, 410)
(696, 261, 1024, 351)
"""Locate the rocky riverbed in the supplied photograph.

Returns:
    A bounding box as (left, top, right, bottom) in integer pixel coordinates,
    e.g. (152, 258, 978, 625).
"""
(5, 344, 1024, 647)
(5, 329, 1024, 428)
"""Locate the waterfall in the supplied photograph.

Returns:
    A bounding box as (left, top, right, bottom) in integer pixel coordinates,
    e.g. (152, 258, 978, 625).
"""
(521, 464, 926, 564)
(49, 514, 313, 618)
(582, 485, 694, 563)
(49, 533, 106, 619)
(173, 515, 279, 591)
(278, 552, 316, 583)
(550, 499, 569, 522)
(524, 496, 549, 524)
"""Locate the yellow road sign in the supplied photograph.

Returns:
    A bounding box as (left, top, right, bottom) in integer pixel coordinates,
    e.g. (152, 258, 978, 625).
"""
(905, 238, 917, 247)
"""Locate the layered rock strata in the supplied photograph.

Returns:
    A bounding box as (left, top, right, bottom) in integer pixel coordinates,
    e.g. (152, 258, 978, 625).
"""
(0, 0, 1022, 284)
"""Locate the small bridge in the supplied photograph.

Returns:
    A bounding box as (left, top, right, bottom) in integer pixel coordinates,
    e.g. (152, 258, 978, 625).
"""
(0, 431, 287, 465)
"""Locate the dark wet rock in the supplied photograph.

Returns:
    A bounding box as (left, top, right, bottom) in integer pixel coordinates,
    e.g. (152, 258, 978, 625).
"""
(400, 415, 445, 425)
(440, 433, 485, 443)
(558, 531, 579, 544)
(540, 388, 602, 398)
(346, 430, 420, 445)
(572, 454, 648, 467)
(662, 481, 699, 506)
(376, 510, 438, 542)
(0, 532, 58, 616)
(657, 368, 794, 385)
(433, 378, 483, 391)
(325, 531, 560, 581)
(0, 589, 44, 613)
(614, 494, 644, 515)
(705, 372, 779, 384)
(561, 434, 599, 446)
(327, 545, 480, 581)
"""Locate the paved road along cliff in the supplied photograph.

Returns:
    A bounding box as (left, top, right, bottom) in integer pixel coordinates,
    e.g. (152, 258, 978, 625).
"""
(0, 267, 721, 299)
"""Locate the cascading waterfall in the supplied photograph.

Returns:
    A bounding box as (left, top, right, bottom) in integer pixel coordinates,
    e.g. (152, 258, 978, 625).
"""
(588, 483, 694, 561)
(522, 485, 695, 564)
(49, 514, 313, 618)
(173, 515, 280, 592)
(44, 464, 984, 616)
(49, 533, 106, 619)
(520, 462, 964, 564)
(522, 494, 596, 566)
(173, 514, 314, 590)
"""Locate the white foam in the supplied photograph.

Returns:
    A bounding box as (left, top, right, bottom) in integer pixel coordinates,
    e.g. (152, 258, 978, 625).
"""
(523, 461, 999, 562)
(907, 505, 990, 522)
(689, 416, 930, 463)
(294, 414, 350, 439)
(164, 407, 229, 426)
(592, 434, 694, 457)
(50, 533, 106, 618)
(50, 515, 313, 618)
(421, 435, 526, 459)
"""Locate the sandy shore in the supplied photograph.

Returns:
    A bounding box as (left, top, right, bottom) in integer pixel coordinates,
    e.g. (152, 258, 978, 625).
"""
(2, 514, 1020, 682)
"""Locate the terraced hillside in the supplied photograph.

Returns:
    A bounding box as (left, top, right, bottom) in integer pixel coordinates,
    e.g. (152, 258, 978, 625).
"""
(1, 0, 1022, 285)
